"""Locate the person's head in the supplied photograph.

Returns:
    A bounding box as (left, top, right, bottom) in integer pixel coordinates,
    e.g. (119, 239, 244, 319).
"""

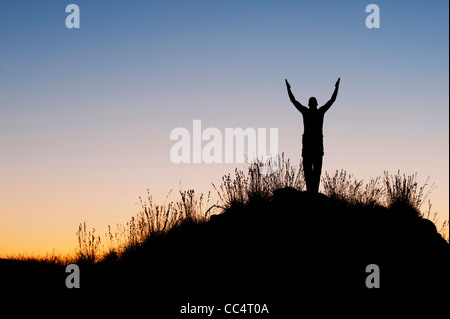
(308, 97, 318, 109)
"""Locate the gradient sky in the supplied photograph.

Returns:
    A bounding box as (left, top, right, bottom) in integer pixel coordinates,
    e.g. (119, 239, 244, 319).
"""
(0, 0, 448, 255)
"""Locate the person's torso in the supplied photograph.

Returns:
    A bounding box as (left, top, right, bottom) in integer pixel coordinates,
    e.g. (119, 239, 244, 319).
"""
(302, 109, 325, 136)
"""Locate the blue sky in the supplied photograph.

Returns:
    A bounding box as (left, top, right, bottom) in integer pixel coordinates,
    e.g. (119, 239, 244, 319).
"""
(0, 0, 448, 254)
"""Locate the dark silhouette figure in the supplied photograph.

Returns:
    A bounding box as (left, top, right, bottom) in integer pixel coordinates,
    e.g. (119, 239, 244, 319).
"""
(285, 78, 340, 193)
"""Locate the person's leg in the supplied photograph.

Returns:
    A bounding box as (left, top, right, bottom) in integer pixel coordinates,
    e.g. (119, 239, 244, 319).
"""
(312, 156, 323, 193)
(302, 156, 313, 192)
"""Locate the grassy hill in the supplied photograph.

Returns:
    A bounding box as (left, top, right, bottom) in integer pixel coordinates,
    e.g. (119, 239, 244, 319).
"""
(1, 158, 448, 314)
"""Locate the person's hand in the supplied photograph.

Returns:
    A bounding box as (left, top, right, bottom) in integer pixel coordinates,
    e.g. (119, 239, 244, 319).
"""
(285, 79, 291, 89)
(335, 77, 340, 88)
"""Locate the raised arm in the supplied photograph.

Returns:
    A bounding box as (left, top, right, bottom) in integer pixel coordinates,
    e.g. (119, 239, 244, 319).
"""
(285, 79, 307, 113)
(320, 77, 340, 113)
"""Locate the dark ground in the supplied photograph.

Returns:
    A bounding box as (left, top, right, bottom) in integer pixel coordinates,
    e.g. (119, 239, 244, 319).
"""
(1, 188, 448, 316)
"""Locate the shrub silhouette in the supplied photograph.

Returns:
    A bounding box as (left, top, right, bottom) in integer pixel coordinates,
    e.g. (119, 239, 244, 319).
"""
(213, 154, 305, 211)
(75, 222, 102, 264)
(322, 170, 384, 207)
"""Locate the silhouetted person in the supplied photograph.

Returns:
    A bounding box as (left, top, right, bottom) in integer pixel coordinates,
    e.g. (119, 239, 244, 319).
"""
(285, 78, 340, 193)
